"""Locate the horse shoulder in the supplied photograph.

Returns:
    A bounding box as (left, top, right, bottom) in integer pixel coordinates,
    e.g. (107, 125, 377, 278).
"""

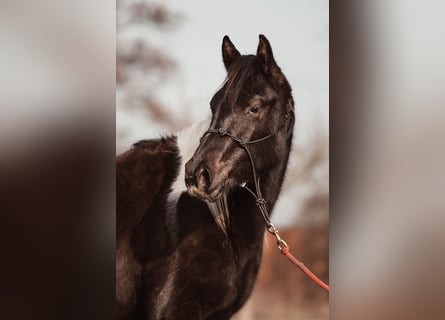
(116, 136, 180, 319)
(116, 137, 179, 237)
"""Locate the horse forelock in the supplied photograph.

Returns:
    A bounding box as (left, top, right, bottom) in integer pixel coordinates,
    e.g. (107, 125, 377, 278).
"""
(224, 55, 260, 111)
(223, 54, 292, 113)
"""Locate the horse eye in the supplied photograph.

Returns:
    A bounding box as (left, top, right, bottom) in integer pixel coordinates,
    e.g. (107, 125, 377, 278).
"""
(249, 106, 260, 114)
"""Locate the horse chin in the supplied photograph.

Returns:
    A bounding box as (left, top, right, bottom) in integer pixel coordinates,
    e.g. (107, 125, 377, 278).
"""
(205, 192, 230, 236)
(186, 179, 231, 235)
(186, 189, 230, 235)
(186, 185, 223, 202)
(186, 176, 228, 202)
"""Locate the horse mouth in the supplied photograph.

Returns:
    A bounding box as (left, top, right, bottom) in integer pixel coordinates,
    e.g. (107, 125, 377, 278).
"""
(186, 178, 230, 235)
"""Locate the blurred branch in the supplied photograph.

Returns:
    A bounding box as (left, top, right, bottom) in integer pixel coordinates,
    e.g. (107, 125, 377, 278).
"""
(117, 0, 186, 137)
(127, 1, 182, 28)
(116, 40, 176, 85)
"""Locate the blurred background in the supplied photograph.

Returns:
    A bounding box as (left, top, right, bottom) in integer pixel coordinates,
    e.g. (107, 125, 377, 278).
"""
(116, 0, 329, 319)
(331, 1, 445, 319)
(4, 1, 445, 319)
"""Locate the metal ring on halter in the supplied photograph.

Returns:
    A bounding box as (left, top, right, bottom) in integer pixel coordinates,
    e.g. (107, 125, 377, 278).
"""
(266, 225, 288, 250)
(277, 239, 288, 250)
(267, 224, 279, 235)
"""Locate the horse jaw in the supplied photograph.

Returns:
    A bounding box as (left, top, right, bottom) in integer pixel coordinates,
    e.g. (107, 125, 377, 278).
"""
(205, 192, 230, 236)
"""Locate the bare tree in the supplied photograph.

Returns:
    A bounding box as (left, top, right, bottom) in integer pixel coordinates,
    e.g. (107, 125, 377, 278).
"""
(117, 0, 184, 137)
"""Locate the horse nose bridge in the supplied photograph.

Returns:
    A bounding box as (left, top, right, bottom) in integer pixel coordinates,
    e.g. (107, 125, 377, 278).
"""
(190, 135, 221, 162)
(185, 144, 208, 173)
(185, 156, 199, 181)
(184, 133, 233, 187)
(184, 148, 211, 183)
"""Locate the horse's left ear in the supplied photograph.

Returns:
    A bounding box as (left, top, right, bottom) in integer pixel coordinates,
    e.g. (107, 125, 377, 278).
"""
(222, 35, 241, 71)
(257, 34, 285, 84)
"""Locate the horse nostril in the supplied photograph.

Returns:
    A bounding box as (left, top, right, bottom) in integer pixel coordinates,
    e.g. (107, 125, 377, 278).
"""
(185, 159, 198, 188)
(185, 174, 194, 188)
(195, 165, 212, 190)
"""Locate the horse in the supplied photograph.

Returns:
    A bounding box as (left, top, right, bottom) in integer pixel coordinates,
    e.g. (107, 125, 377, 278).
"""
(116, 34, 295, 319)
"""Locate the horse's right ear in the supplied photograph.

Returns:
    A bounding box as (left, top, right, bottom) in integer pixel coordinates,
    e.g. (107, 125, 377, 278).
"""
(257, 34, 286, 85)
(222, 36, 240, 71)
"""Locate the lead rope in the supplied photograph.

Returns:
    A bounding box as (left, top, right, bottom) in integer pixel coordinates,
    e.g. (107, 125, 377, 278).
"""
(240, 147, 330, 293)
(204, 111, 330, 292)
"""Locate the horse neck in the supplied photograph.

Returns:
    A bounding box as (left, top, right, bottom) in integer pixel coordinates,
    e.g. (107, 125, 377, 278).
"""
(229, 135, 292, 239)
(259, 135, 293, 211)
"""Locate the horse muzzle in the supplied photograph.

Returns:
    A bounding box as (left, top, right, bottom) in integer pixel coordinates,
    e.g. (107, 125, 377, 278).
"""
(185, 159, 226, 202)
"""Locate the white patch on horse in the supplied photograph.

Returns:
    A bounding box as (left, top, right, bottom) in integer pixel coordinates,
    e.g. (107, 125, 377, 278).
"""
(168, 113, 212, 203)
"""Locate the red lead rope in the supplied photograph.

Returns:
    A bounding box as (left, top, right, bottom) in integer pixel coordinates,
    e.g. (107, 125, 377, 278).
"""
(280, 245, 330, 292)
(265, 225, 330, 293)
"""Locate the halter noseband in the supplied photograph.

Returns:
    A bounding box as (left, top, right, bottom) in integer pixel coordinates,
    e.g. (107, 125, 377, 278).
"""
(201, 109, 294, 245)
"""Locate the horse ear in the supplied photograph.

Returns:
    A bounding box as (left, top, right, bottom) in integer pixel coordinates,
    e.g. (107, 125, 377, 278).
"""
(257, 34, 285, 84)
(222, 35, 240, 71)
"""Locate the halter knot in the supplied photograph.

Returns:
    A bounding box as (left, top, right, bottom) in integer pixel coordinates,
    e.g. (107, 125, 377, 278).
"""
(239, 140, 247, 148)
(256, 198, 266, 206)
(218, 128, 227, 136)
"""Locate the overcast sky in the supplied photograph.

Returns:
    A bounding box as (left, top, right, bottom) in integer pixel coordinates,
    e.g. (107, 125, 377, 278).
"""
(118, 0, 328, 150)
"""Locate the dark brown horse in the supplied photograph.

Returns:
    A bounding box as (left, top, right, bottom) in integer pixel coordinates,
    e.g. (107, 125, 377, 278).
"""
(116, 34, 294, 319)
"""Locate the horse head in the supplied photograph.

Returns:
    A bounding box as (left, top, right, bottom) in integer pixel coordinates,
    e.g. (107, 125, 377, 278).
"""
(185, 35, 294, 226)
